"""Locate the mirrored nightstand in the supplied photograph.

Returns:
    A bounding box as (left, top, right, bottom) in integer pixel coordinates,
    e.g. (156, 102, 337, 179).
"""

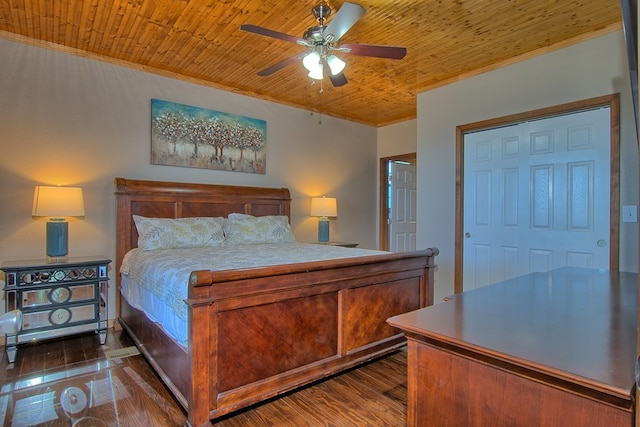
(1, 256, 110, 363)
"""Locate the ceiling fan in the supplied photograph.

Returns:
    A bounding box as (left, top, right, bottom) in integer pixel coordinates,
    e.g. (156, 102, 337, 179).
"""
(240, 2, 407, 87)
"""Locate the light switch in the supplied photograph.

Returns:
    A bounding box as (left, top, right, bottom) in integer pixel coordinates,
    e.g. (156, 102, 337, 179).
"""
(623, 205, 637, 223)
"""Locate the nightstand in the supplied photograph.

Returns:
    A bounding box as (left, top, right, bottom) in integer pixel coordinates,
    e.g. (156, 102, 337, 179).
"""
(1, 256, 110, 363)
(315, 242, 359, 248)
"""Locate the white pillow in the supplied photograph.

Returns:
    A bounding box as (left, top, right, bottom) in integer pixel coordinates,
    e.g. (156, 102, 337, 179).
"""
(223, 215, 296, 245)
(133, 215, 226, 251)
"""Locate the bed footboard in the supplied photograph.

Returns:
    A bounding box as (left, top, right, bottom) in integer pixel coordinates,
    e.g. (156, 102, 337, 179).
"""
(182, 247, 438, 426)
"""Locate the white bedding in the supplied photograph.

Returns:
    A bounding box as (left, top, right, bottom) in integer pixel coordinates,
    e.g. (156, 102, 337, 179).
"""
(120, 242, 388, 347)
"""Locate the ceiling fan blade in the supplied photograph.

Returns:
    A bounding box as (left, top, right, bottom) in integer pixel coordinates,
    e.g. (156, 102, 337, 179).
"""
(323, 2, 365, 43)
(257, 54, 302, 76)
(329, 71, 348, 87)
(240, 24, 303, 44)
(339, 43, 407, 60)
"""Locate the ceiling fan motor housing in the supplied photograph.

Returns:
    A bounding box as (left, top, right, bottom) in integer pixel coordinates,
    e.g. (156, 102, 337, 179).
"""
(303, 25, 326, 44)
(306, 4, 333, 45)
(312, 4, 331, 24)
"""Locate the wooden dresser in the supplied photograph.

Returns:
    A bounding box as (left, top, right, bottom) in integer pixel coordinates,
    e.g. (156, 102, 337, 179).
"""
(388, 267, 637, 426)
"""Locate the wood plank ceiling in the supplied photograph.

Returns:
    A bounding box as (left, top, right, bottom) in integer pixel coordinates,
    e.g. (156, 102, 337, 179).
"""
(0, 1, 623, 127)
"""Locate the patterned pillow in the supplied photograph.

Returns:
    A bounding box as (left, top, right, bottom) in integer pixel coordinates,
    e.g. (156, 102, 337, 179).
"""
(227, 213, 254, 219)
(133, 215, 226, 251)
(223, 215, 296, 245)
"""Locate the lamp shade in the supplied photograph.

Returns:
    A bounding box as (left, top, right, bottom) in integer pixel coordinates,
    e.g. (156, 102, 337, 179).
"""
(303, 51, 324, 80)
(310, 197, 337, 217)
(303, 51, 321, 72)
(307, 65, 324, 80)
(326, 55, 346, 76)
(32, 186, 85, 218)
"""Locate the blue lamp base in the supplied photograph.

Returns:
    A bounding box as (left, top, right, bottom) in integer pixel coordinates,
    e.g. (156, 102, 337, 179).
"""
(318, 217, 330, 243)
(46, 220, 69, 260)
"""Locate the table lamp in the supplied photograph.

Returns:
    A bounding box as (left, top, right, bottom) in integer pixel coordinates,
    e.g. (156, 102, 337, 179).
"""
(310, 196, 337, 243)
(32, 185, 85, 261)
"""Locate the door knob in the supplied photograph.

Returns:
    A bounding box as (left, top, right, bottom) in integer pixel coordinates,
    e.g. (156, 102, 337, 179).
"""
(465, 232, 471, 238)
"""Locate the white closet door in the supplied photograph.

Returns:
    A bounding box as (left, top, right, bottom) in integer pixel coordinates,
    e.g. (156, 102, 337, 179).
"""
(463, 107, 610, 291)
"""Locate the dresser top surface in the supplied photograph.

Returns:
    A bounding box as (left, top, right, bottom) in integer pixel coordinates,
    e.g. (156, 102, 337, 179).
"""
(388, 267, 638, 397)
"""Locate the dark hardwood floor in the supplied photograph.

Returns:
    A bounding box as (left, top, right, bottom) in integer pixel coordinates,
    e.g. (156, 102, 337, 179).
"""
(0, 330, 408, 426)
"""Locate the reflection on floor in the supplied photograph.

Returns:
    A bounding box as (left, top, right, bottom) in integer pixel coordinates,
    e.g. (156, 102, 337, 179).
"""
(1, 330, 408, 426)
(0, 330, 186, 426)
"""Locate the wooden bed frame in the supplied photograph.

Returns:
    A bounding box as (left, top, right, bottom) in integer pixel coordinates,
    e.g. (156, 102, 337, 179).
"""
(114, 177, 438, 427)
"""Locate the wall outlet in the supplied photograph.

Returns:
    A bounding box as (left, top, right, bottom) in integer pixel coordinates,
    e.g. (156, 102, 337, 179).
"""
(623, 205, 638, 223)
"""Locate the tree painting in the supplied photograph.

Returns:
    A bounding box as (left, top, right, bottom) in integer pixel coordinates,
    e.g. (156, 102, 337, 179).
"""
(151, 99, 267, 174)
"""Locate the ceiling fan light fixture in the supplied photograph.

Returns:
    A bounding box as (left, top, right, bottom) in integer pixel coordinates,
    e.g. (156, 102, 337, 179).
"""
(308, 63, 324, 80)
(303, 51, 321, 72)
(326, 55, 346, 75)
(242, 1, 406, 87)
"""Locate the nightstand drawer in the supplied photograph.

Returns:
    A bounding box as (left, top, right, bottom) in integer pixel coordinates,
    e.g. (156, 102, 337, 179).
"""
(21, 283, 97, 308)
(6, 264, 106, 287)
(22, 303, 97, 331)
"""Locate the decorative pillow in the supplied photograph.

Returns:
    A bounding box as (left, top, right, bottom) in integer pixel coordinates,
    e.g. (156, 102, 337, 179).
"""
(223, 215, 296, 245)
(133, 215, 226, 250)
(227, 213, 254, 219)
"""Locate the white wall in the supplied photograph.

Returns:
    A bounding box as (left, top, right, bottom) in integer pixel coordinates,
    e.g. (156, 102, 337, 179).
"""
(0, 37, 378, 320)
(417, 31, 640, 303)
(376, 119, 418, 246)
(377, 119, 417, 158)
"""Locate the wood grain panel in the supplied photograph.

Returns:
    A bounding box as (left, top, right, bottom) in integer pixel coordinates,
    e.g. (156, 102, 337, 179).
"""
(344, 277, 420, 352)
(181, 202, 249, 218)
(217, 293, 339, 392)
(0, 0, 621, 126)
(412, 342, 633, 426)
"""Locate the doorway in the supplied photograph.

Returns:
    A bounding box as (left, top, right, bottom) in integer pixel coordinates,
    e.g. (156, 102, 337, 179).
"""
(454, 94, 620, 293)
(380, 153, 417, 251)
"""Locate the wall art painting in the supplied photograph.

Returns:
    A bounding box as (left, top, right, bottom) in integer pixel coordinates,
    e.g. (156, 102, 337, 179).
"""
(151, 99, 267, 174)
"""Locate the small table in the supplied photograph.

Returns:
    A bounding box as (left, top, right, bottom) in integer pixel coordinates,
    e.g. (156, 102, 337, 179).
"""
(388, 267, 637, 426)
(1, 256, 111, 363)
